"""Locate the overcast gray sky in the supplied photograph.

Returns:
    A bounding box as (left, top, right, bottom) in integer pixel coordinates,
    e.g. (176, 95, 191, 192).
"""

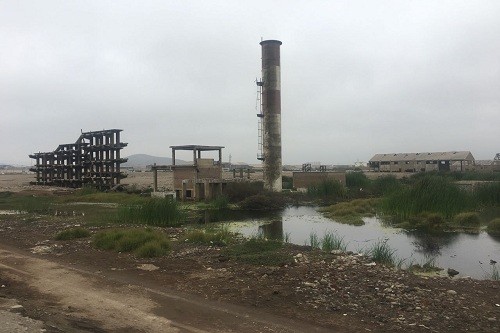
(1, 0, 499, 165)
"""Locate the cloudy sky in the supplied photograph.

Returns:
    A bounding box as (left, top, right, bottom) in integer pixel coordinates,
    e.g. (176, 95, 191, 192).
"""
(1, 0, 499, 165)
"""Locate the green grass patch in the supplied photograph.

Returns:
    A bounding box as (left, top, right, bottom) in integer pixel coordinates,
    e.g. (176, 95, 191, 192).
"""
(225, 238, 288, 266)
(61, 191, 146, 205)
(93, 228, 171, 257)
(182, 226, 236, 246)
(319, 198, 378, 226)
(451, 212, 481, 229)
(0, 191, 54, 213)
(118, 198, 184, 226)
(487, 218, 500, 236)
(55, 227, 91, 240)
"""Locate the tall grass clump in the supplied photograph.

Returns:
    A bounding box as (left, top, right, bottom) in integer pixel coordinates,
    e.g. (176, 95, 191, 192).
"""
(308, 232, 320, 249)
(307, 179, 346, 199)
(55, 227, 91, 240)
(119, 198, 183, 226)
(366, 239, 396, 266)
(370, 175, 401, 196)
(474, 182, 500, 207)
(321, 232, 347, 252)
(381, 175, 474, 220)
(487, 218, 500, 236)
(93, 228, 170, 257)
(484, 265, 500, 281)
(346, 172, 370, 189)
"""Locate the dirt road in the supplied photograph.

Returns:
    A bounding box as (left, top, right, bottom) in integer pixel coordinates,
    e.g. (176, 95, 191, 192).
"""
(0, 244, 334, 333)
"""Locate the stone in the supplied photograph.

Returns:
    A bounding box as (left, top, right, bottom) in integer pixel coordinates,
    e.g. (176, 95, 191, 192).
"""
(137, 264, 159, 271)
(446, 290, 457, 295)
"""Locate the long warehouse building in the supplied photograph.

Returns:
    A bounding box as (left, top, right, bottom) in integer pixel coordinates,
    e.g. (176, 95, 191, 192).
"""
(368, 151, 475, 173)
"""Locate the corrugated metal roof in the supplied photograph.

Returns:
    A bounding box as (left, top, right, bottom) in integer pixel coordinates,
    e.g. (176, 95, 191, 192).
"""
(369, 151, 474, 162)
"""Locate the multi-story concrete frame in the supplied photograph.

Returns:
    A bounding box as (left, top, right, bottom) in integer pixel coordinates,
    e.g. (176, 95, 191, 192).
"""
(29, 129, 127, 189)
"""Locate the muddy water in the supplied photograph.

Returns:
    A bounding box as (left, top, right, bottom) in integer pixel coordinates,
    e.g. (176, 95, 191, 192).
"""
(224, 206, 500, 280)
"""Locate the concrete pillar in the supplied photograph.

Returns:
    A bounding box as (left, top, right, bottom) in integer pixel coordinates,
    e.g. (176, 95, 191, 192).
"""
(153, 166, 158, 191)
(204, 180, 211, 200)
(182, 181, 187, 201)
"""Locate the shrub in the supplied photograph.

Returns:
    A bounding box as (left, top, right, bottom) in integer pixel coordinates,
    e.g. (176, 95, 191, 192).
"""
(282, 175, 294, 190)
(55, 227, 91, 240)
(307, 179, 346, 199)
(223, 182, 263, 203)
(238, 193, 287, 210)
(487, 218, 500, 236)
(452, 212, 481, 228)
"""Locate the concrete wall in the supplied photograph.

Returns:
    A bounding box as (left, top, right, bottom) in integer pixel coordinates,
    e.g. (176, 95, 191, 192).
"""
(293, 172, 346, 190)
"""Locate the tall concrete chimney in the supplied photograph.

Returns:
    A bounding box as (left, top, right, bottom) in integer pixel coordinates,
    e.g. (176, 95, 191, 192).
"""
(260, 39, 282, 191)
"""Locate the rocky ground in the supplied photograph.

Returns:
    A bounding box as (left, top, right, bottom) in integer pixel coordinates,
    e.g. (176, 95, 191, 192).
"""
(0, 174, 499, 332)
(0, 210, 499, 333)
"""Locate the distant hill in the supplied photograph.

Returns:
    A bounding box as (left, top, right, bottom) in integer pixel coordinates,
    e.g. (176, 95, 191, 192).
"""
(123, 154, 187, 168)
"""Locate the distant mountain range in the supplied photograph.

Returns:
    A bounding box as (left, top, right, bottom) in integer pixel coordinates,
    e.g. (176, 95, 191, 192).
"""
(122, 154, 188, 168)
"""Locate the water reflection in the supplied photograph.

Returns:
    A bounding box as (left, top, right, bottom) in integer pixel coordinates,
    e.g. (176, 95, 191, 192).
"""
(409, 231, 460, 256)
(228, 206, 500, 279)
(259, 219, 283, 240)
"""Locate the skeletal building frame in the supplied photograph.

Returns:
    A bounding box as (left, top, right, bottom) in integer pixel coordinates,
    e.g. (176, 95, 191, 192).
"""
(29, 129, 127, 189)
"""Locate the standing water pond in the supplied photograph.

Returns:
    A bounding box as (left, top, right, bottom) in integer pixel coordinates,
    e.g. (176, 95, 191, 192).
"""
(215, 206, 500, 280)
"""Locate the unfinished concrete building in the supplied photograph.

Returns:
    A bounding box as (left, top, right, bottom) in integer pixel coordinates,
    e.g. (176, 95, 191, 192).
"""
(368, 151, 475, 173)
(29, 129, 127, 189)
(170, 145, 225, 200)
